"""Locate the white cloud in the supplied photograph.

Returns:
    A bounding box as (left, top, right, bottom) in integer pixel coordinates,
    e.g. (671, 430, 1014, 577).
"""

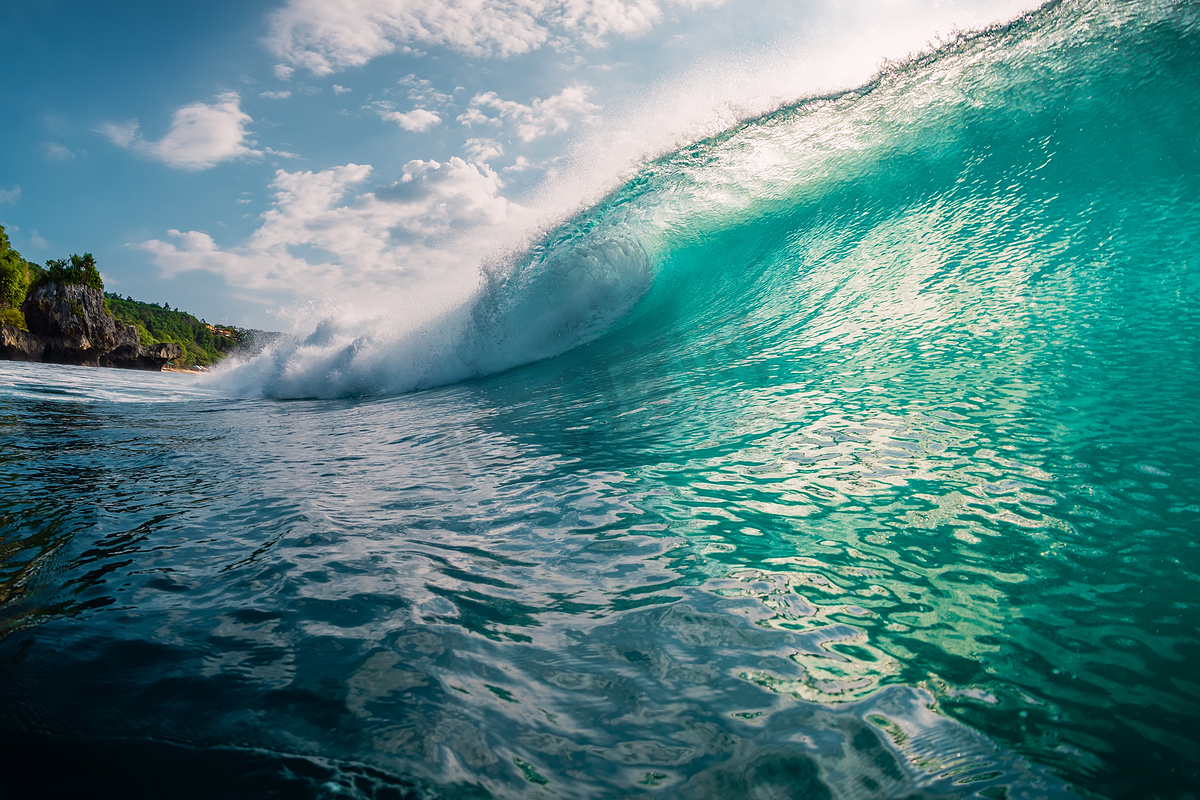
(463, 137, 504, 163)
(29, 231, 48, 249)
(267, 0, 725, 75)
(391, 157, 513, 231)
(100, 121, 139, 148)
(398, 74, 454, 107)
(0, 186, 19, 205)
(459, 84, 599, 141)
(138, 158, 517, 296)
(261, 90, 293, 99)
(43, 142, 76, 161)
(101, 92, 261, 171)
(332, 84, 352, 94)
(374, 104, 442, 133)
(502, 155, 535, 172)
(273, 63, 296, 80)
(555, 0, 665, 41)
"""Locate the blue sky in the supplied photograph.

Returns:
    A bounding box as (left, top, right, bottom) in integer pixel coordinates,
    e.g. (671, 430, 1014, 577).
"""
(1, 0, 1036, 329)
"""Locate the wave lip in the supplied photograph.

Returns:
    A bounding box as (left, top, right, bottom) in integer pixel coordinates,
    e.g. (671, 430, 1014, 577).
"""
(466, 232, 652, 375)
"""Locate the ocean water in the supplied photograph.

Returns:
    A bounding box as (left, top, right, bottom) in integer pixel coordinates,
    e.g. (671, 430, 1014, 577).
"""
(3, 1, 1199, 797)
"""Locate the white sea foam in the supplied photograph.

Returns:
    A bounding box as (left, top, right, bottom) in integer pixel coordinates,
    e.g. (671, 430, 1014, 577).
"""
(215, 232, 650, 398)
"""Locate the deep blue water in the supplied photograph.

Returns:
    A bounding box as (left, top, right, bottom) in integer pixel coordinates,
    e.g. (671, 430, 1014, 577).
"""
(3, 1, 1200, 797)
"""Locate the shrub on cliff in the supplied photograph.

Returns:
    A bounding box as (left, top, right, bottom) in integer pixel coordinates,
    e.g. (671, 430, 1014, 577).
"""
(1, 224, 34, 315)
(31, 252, 104, 294)
(0, 245, 29, 307)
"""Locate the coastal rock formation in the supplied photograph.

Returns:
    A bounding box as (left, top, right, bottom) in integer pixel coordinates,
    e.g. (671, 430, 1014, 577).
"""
(0, 324, 45, 362)
(0, 283, 182, 371)
(100, 326, 183, 370)
(22, 282, 119, 365)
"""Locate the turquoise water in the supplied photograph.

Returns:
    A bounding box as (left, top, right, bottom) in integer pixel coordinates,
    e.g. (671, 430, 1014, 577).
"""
(3, 1, 1199, 797)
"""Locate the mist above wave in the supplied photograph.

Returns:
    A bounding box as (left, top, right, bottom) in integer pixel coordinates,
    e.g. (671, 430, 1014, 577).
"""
(216, 232, 651, 399)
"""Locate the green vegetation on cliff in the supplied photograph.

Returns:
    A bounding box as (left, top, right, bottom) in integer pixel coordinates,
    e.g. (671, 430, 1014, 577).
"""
(0, 223, 39, 329)
(33, 253, 104, 294)
(104, 294, 253, 367)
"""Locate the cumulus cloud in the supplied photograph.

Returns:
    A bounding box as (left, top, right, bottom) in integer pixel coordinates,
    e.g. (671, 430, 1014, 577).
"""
(267, 0, 724, 75)
(138, 158, 517, 296)
(502, 155, 535, 172)
(374, 104, 442, 132)
(398, 74, 454, 107)
(368, 77, 458, 133)
(332, 84, 352, 94)
(261, 90, 293, 99)
(463, 137, 504, 163)
(0, 186, 20, 205)
(557, 0, 666, 40)
(101, 92, 261, 170)
(267, 0, 541, 74)
(459, 84, 599, 141)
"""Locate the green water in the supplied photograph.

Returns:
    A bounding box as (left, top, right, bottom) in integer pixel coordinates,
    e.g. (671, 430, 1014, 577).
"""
(479, 0, 1200, 791)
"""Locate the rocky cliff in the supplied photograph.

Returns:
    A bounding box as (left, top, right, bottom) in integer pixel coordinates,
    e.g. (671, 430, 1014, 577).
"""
(0, 325, 45, 362)
(0, 282, 181, 370)
(21, 282, 119, 365)
(101, 328, 184, 371)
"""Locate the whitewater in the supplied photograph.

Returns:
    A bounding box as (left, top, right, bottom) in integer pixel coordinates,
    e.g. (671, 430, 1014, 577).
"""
(2, 0, 1199, 797)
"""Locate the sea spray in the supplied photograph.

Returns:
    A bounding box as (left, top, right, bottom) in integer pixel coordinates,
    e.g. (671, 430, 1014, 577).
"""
(215, 229, 652, 398)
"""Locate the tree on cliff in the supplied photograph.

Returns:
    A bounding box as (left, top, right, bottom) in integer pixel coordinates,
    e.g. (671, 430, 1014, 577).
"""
(34, 252, 103, 293)
(0, 223, 35, 310)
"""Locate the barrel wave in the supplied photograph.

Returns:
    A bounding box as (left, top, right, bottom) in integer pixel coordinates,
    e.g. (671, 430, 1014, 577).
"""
(226, 0, 1200, 410)
(3, 0, 1199, 798)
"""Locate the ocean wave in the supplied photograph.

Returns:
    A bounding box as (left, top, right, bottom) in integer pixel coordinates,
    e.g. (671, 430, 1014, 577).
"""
(219, 0, 1197, 405)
